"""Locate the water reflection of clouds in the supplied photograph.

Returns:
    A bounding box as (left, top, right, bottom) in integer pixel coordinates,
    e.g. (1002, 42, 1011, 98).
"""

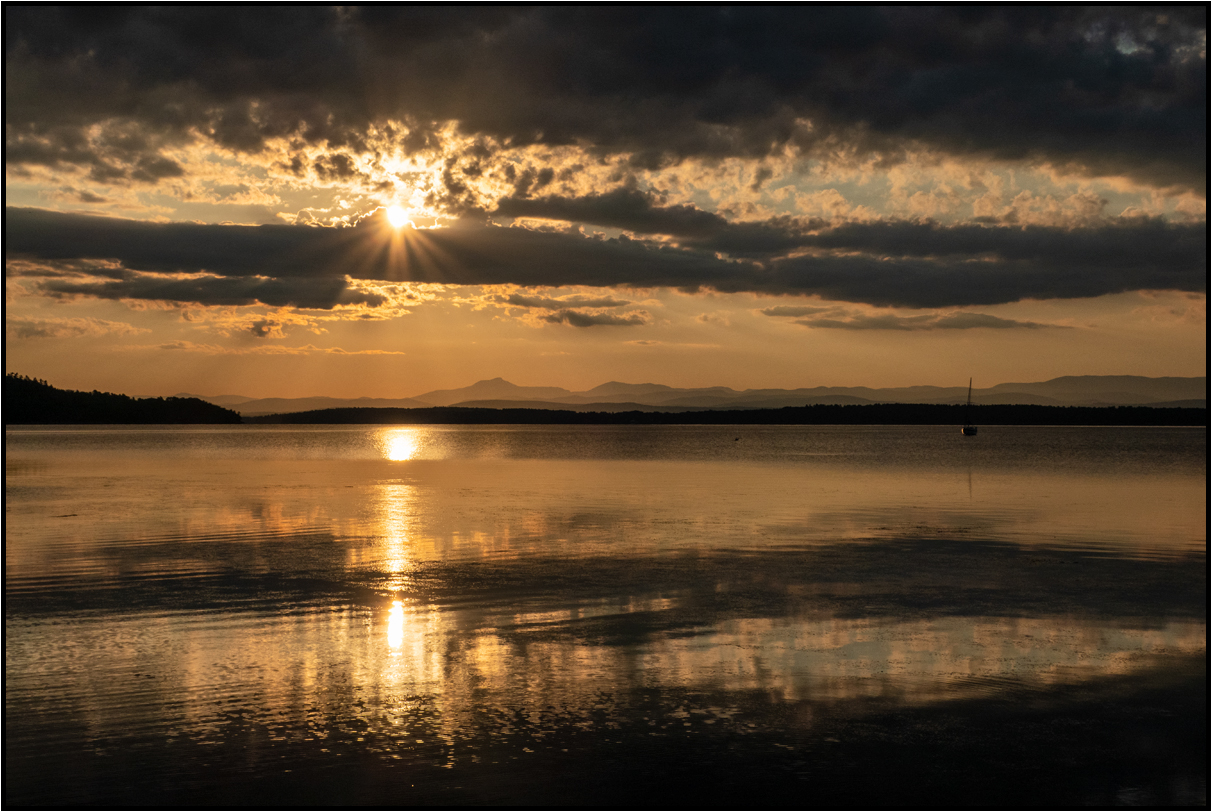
(7, 426, 1206, 775)
(9, 441, 1202, 582)
(450, 604, 1203, 715)
(15, 606, 1201, 765)
(512, 596, 679, 628)
(641, 615, 1206, 704)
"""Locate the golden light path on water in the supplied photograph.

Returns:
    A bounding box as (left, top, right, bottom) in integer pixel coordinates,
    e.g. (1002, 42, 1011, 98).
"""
(3, 424, 1205, 804)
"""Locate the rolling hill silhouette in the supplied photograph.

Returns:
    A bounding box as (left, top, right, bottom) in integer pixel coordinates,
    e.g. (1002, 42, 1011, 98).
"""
(193, 375, 1206, 416)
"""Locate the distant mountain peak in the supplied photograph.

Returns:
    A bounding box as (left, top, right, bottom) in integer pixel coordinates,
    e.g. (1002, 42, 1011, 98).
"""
(413, 378, 574, 406)
(585, 381, 676, 396)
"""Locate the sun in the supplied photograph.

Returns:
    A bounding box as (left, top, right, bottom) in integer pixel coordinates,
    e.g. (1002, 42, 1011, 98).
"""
(386, 205, 410, 229)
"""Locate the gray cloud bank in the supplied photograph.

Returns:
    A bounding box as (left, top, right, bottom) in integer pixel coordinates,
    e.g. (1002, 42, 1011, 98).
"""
(6, 7, 1206, 190)
(6, 207, 1206, 310)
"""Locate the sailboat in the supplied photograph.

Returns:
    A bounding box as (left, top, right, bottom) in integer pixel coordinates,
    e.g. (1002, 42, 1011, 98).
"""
(961, 378, 978, 436)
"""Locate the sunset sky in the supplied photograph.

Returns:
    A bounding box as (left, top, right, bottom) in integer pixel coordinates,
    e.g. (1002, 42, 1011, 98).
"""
(5, 7, 1206, 397)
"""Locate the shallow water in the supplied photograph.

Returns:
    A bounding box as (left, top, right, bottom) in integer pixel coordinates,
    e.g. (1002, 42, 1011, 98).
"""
(5, 425, 1207, 806)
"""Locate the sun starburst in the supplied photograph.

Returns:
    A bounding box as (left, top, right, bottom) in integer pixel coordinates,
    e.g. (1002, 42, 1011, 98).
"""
(386, 205, 411, 229)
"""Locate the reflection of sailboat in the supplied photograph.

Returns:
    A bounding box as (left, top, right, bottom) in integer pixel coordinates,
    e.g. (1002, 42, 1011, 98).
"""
(961, 378, 978, 436)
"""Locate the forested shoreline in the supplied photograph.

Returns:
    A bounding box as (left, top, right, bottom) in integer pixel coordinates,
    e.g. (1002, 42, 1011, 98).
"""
(5, 374, 242, 424)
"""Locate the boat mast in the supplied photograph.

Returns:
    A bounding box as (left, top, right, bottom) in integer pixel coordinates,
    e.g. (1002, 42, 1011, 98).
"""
(965, 378, 972, 425)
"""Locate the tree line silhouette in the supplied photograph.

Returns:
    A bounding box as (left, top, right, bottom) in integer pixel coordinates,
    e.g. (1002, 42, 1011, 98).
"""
(5, 374, 242, 424)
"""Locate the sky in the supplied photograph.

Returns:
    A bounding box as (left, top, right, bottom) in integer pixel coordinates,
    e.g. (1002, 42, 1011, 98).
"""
(4, 7, 1207, 398)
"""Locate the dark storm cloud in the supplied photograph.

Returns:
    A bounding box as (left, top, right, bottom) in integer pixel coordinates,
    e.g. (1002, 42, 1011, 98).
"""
(495, 193, 1208, 303)
(803, 219, 1208, 269)
(494, 188, 819, 257)
(494, 189, 1210, 278)
(39, 270, 386, 310)
(771, 219, 1210, 306)
(752, 247, 1203, 309)
(496, 189, 734, 238)
(6, 207, 1206, 309)
(6, 207, 365, 278)
(4, 206, 745, 293)
(6, 7, 1206, 189)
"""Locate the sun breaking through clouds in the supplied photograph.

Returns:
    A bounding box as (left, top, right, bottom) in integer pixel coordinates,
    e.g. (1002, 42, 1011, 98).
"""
(4, 6, 1206, 397)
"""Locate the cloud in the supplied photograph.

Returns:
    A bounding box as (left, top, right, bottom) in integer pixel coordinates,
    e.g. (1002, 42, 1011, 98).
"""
(541, 310, 649, 328)
(153, 341, 406, 355)
(800, 219, 1205, 269)
(6, 315, 149, 339)
(5, 8, 1205, 190)
(757, 302, 1059, 330)
(37, 270, 387, 310)
(5, 206, 751, 300)
(497, 191, 1207, 277)
(759, 305, 831, 318)
(497, 188, 737, 238)
(494, 188, 822, 257)
(7, 207, 1205, 309)
(1131, 291, 1207, 325)
(625, 340, 719, 348)
(487, 289, 646, 328)
(248, 318, 285, 338)
(37, 186, 113, 206)
(788, 312, 1055, 331)
(497, 292, 631, 310)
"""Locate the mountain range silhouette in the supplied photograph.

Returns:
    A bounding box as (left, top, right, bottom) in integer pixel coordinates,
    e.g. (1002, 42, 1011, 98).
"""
(182, 375, 1207, 416)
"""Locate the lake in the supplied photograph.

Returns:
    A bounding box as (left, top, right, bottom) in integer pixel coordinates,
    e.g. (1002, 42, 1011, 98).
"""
(4, 425, 1207, 806)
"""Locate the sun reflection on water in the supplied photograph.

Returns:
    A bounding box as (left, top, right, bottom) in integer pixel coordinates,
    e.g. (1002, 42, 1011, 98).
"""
(387, 600, 405, 650)
(5, 425, 1204, 801)
(374, 482, 419, 592)
(382, 429, 420, 461)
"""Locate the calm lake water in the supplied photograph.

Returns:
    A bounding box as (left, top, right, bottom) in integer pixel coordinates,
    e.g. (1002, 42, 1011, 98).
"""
(5, 425, 1207, 806)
